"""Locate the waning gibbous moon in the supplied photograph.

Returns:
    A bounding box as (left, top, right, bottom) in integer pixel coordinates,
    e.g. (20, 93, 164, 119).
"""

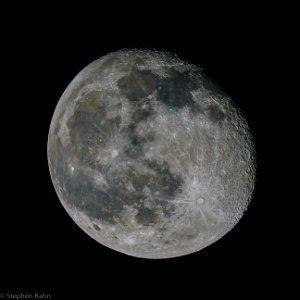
(47, 49, 256, 259)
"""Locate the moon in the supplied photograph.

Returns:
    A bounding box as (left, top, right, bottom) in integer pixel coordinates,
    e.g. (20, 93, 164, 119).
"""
(48, 49, 256, 259)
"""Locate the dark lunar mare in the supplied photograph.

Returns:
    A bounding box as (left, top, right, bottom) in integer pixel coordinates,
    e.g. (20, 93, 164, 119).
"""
(156, 71, 198, 109)
(117, 69, 157, 100)
(54, 136, 183, 225)
(118, 67, 198, 110)
(52, 71, 184, 225)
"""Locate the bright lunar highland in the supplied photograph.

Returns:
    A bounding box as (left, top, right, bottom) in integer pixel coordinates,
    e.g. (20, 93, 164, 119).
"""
(48, 49, 256, 258)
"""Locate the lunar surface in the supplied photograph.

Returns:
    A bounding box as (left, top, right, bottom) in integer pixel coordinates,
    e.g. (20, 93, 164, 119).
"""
(48, 49, 256, 258)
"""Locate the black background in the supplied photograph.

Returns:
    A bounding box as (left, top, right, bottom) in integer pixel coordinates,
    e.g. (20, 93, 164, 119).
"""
(1, 4, 291, 298)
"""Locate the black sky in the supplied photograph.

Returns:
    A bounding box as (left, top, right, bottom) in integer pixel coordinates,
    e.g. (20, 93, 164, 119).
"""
(1, 4, 290, 298)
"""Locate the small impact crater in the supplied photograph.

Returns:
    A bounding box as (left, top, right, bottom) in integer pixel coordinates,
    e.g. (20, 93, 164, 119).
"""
(93, 224, 101, 231)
